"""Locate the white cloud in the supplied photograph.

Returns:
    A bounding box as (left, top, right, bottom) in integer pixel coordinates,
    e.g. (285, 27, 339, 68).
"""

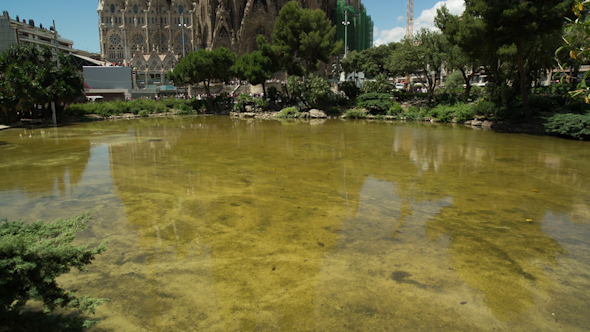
(397, 16, 404, 23)
(373, 0, 465, 45)
(374, 27, 406, 46)
(415, 0, 464, 31)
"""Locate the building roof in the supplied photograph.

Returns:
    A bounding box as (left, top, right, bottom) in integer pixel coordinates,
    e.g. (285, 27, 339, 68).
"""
(67, 53, 107, 67)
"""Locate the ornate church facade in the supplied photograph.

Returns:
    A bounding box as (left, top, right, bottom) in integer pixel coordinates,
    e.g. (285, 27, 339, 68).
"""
(97, 0, 341, 88)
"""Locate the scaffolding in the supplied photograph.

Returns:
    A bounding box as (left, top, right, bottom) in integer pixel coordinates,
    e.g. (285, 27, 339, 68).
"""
(334, 0, 374, 53)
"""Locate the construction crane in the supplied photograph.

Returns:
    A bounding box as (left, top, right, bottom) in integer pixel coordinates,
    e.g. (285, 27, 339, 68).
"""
(406, 0, 414, 38)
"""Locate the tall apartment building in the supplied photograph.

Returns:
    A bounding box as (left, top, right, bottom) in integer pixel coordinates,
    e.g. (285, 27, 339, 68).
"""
(0, 11, 74, 56)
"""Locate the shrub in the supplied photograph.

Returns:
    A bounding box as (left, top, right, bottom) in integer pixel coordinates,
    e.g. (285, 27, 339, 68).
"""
(326, 106, 343, 116)
(95, 102, 120, 117)
(189, 98, 207, 111)
(427, 103, 476, 123)
(339, 81, 360, 100)
(345, 108, 367, 119)
(402, 107, 425, 120)
(356, 93, 395, 113)
(63, 103, 91, 117)
(139, 110, 150, 117)
(544, 113, 590, 140)
(255, 98, 270, 111)
(472, 100, 508, 120)
(173, 103, 193, 114)
(162, 97, 178, 109)
(528, 94, 561, 114)
(387, 102, 404, 116)
(564, 99, 590, 114)
(275, 107, 300, 118)
(233, 93, 254, 112)
(434, 91, 463, 105)
(267, 86, 279, 103)
(290, 74, 333, 109)
(0, 212, 108, 330)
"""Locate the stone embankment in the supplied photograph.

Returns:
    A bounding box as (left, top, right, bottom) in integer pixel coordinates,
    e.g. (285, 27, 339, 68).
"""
(230, 109, 330, 119)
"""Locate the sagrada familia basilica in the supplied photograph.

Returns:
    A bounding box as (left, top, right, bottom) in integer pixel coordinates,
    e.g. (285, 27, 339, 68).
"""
(97, 0, 353, 87)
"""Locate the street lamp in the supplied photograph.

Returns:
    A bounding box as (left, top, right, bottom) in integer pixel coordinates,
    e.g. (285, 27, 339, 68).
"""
(179, 7, 186, 58)
(342, 9, 350, 58)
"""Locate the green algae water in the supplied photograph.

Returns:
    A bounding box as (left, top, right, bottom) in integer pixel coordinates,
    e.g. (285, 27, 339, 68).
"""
(1, 117, 589, 331)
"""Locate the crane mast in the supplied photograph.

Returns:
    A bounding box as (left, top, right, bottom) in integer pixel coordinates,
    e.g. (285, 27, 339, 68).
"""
(406, 0, 414, 38)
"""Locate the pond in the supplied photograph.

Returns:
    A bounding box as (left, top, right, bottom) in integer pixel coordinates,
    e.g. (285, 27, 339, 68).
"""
(1, 116, 589, 331)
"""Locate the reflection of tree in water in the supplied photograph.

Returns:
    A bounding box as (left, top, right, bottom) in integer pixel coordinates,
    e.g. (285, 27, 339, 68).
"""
(0, 129, 91, 197)
(104, 118, 588, 329)
(386, 126, 573, 321)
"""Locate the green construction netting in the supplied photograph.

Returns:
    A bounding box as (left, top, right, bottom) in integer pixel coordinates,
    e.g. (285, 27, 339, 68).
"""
(334, 0, 374, 53)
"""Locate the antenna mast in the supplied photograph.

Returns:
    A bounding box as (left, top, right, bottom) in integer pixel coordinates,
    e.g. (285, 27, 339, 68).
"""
(406, 0, 414, 38)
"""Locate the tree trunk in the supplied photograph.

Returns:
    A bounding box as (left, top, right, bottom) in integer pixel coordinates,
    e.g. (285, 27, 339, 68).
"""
(516, 42, 532, 121)
(460, 68, 472, 102)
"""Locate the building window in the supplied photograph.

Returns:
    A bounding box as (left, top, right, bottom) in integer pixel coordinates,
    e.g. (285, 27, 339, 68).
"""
(109, 33, 122, 45)
(134, 5, 139, 14)
(108, 44, 116, 58)
(110, 4, 115, 13)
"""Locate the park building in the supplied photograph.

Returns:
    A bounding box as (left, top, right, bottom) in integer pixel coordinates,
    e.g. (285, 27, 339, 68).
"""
(97, 0, 373, 91)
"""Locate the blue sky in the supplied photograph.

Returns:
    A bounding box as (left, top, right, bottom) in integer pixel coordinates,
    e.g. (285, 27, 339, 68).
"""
(2, 0, 464, 53)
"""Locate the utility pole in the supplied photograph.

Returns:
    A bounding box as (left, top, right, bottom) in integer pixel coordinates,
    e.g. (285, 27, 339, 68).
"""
(51, 20, 59, 126)
(342, 9, 350, 58)
(179, 8, 186, 58)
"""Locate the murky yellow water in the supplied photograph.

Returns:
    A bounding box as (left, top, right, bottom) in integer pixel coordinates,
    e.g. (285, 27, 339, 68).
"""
(1, 117, 589, 331)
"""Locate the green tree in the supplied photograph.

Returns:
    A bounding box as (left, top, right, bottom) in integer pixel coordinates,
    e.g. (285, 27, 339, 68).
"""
(285, 74, 333, 109)
(459, 0, 572, 120)
(340, 50, 362, 81)
(232, 50, 277, 97)
(168, 47, 237, 101)
(558, 0, 590, 101)
(435, 6, 483, 101)
(389, 29, 447, 101)
(266, 1, 343, 76)
(0, 212, 107, 331)
(359, 43, 397, 78)
(0, 45, 84, 124)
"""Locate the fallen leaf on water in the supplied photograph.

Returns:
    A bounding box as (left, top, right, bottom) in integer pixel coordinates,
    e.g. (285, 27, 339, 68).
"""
(532, 189, 539, 192)
(460, 301, 467, 305)
(526, 219, 533, 222)
(272, 266, 276, 271)
(317, 242, 325, 247)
